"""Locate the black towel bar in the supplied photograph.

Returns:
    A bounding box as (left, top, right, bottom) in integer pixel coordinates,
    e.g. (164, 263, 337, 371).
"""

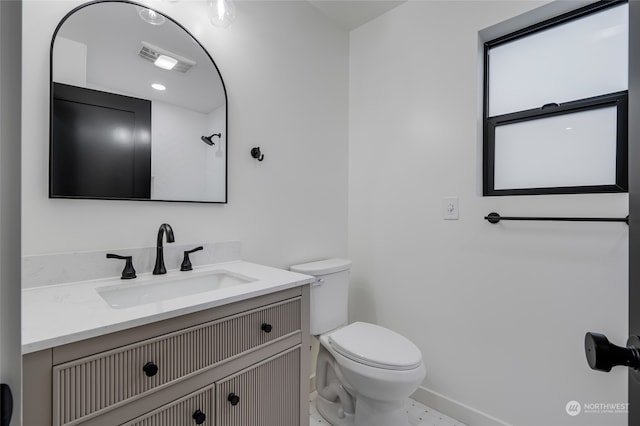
(485, 212, 629, 225)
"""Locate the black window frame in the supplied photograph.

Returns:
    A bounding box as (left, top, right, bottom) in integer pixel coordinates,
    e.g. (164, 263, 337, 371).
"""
(483, 0, 629, 196)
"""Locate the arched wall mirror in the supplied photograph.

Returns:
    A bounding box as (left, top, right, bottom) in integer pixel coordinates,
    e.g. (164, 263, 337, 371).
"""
(50, 0, 227, 203)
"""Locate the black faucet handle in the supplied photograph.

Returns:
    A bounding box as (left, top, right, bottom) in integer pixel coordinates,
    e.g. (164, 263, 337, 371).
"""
(180, 246, 204, 271)
(106, 253, 137, 280)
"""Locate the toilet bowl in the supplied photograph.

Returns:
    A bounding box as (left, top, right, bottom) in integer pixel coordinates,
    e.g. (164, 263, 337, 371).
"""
(290, 259, 426, 426)
(317, 322, 426, 426)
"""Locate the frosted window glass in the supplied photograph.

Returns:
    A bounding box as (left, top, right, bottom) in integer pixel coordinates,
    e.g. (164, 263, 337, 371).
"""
(493, 107, 618, 190)
(489, 4, 628, 117)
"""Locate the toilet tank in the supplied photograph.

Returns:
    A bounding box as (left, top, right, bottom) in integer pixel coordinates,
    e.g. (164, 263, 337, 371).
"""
(290, 258, 352, 335)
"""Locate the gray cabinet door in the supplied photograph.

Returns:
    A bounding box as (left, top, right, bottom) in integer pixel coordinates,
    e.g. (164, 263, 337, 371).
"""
(216, 347, 301, 426)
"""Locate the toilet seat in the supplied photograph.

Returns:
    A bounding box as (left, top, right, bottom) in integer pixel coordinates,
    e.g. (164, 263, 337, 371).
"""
(327, 322, 422, 371)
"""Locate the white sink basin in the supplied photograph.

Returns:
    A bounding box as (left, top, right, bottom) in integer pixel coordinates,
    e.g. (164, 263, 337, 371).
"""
(96, 270, 257, 309)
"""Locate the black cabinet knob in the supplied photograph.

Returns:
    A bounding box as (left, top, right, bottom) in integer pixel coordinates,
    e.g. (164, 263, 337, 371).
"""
(585, 332, 640, 372)
(227, 392, 240, 406)
(142, 362, 159, 377)
(192, 409, 206, 424)
(261, 323, 272, 333)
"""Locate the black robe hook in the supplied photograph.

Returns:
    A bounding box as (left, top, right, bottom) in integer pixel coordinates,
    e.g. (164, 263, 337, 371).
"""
(251, 147, 264, 161)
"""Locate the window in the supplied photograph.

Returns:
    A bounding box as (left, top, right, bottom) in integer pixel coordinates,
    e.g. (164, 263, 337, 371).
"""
(483, 1, 628, 196)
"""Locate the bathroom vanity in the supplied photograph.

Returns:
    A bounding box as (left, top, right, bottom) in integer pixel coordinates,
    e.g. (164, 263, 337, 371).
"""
(22, 261, 312, 425)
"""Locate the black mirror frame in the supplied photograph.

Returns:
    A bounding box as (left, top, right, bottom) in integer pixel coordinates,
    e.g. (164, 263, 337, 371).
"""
(49, 0, 229, 204)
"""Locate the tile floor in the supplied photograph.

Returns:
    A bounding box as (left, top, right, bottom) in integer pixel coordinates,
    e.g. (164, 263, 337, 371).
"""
(309, 392, 468, 426)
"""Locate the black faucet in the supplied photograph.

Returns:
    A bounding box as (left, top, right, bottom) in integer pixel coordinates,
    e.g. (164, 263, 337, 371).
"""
(153, 223, 175, 275)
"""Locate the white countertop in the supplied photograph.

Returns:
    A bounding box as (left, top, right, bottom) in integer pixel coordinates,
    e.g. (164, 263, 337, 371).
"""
(22, 261, 313, 354)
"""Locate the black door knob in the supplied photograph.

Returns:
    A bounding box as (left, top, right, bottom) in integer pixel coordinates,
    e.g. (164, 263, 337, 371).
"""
(585, 332, 640, 372)
(192, 409, 206, 424)
(142, 361, 159, 377)
(227, 392, 240, 406)
(261, 323, 272, 333)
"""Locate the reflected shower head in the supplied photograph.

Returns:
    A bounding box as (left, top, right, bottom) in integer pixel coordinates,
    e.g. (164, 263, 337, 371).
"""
(201, 133, 221, 146)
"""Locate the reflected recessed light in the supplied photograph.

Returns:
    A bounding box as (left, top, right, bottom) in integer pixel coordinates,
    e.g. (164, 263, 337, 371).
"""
(565, 127, 574, 131)
(154, 54, 178, 70)
(152, 83, 166, 91)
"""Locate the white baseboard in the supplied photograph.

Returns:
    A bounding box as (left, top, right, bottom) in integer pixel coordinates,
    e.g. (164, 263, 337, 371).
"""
(411, 386, 513, 426)
(311, 376, 511, 426)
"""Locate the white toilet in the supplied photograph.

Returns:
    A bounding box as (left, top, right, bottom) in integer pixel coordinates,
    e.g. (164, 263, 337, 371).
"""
(290, 259, 426, 426)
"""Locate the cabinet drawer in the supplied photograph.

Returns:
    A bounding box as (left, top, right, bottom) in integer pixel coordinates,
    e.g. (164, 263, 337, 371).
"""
(216, 346, 300, 426)
(53, 297, 301, 425)
(121, 385, 214, 426)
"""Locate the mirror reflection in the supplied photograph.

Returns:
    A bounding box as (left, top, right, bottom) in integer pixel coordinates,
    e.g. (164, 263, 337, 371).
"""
(51, 1, 227, 203)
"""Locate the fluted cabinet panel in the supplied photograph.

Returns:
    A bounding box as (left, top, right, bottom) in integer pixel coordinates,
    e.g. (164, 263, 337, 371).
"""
(53, 297, 301, 425)
(121, 385, 214, 426)
(216, 347, 300, 426)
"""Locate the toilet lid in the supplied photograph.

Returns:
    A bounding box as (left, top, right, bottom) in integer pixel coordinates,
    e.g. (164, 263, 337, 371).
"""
(328, 322, 423, 371)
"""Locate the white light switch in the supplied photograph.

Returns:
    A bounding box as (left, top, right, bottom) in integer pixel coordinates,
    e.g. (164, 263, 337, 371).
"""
(443, 197, 459, 220)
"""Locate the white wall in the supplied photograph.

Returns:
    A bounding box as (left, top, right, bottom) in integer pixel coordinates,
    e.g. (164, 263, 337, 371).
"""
(22, 1, 348, 269)
(151, 100, 207, 201)
(52, 36, 86, 87)
(205, 104, 227, 200)
(150, 100, 226, 202)
(349, 2, 628, 426)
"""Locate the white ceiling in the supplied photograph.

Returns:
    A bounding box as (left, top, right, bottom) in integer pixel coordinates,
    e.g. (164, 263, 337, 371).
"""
(307, 0, 407, 31)
(53, 0, 406, 114)
(55, 2, 225, 114)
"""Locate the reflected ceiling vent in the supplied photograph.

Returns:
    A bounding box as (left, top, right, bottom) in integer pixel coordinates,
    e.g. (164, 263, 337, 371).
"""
(139, 41, 196, 73)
